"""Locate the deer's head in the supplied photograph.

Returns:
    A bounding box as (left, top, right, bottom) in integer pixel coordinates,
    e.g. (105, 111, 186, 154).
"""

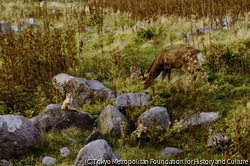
(139, 69, 152, 89)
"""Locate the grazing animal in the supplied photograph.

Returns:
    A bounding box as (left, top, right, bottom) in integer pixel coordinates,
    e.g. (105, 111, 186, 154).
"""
(61, 93, 80, 112)
(137, 46, 208, 89)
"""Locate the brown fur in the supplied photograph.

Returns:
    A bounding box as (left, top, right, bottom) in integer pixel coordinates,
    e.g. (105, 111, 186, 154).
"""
(140, 46, 207, 89)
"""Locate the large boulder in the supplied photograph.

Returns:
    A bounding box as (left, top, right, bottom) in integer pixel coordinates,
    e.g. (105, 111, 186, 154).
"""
(52, 73, 74, 94)
(97, 105, 129, 138)
(73, 139, 121, 166)
(115, 92, 151, 107)
(29, 104, 94, 133)
(138, 107, 170, 133)
(182, 112, 219, 130)
(0, 115, 42, 159)
(53, 73, 119, 108)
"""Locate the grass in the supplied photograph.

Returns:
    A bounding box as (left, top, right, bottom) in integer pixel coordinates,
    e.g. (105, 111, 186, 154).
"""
(0, 0, 250, 164)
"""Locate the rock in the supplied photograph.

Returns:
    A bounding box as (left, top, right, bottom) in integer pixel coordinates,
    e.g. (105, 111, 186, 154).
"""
(97, 105, 129, 138)
(176, 32, 183, 36)
(84, 130, 101, 144)
(84, 72, 97, 78)
(196, 26, 216, 34)
(138, 107, 170, 133)
(52, 73, 74, 95)
(115, 93, 151, 107)
(28, 104, 94, 132)
(216, 17, 232, 29)
(187, 32, 193, 40)
(11, 26, 23, 34)
(0, 159, 11, 166)
(182, 112, 219, 130)
(24, 18, 37, 25)
(170, 77, 184, 84)
(104, 28, 110, 33)
(52, 10, 58, 15)
(69, 138, 76, 141)
(85, 40, 92, 44)
(60, 147, 71, 157)
(129, 72, 138, 80)
(53, 73, 116, 107)
(106, 91, 123, 102)
(42, 156, 57, 165)
(207, 133, 230, 149)
(0, 22, 11, 36)
(73, 139, 121, 166)
(0, 115, 42, 159)
(85, 27, 93, 33)
(161, 147, 183, 157)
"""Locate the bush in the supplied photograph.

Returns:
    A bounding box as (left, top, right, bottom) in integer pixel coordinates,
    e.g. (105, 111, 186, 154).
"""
(0, 25, 77, 116)
(136, 27, 155, 43)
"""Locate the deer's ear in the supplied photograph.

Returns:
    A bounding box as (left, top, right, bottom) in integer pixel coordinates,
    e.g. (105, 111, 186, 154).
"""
(147, 73, 150, 78)
(138, 75, 143, 81)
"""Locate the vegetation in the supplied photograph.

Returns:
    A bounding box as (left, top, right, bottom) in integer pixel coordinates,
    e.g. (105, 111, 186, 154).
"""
(0, 0, 250, 165)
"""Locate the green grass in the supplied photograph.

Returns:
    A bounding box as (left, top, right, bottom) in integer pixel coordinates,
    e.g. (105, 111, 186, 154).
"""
(1, 0, 250, 164)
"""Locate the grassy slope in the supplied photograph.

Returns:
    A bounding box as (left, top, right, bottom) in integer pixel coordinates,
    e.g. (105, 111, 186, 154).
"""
(0, 0, 250, 165)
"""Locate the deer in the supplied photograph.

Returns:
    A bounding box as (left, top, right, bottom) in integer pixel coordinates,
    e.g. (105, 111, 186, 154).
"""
(136, 46, 208, 89)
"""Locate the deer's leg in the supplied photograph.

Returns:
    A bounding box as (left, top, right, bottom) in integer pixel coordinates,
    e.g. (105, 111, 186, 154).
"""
(167, 68, 172, 82)
(161, 70, 167, 82)
(163, 65, 171, 82)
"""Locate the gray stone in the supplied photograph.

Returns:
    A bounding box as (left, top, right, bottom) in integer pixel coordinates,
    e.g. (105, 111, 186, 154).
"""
(176, 32, 183, 36)
(84, 130, 101, 144)
(85, 27, 93, 33)
(187, 32, 193, 40)
(216, 17, 232, 29)
(182, 112, 219, 130)
(161, 147, 183, 157)
(129, 72, 139, 80)
(60, 147, 71, 157)
(170, 77, 184, 84)
(52, 73, 74, 95)
(28, 104, 94, 133)
(115, 93, 151, 107)
(196, 26, 216, 34)
(85, 40, 92, 44)
(0, 159, 11, 166)
(24, 18, 37, 25)
(0, 22, 11, 36)
(106, 91, 123, 102)
(73, 139, 121, 166)
(42, 156, 57, 165)
(52, 10, 58, 15)
(103, 28, 110, 33)
(97, 105, 129, 138)
(138, 107, 170, 132)
(69, 138, 76, 141)
(207, 133, 230, 149)
(0, 115, 42, 159)
(53, 73, 114, 107)
(11, 26, 23, 34)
